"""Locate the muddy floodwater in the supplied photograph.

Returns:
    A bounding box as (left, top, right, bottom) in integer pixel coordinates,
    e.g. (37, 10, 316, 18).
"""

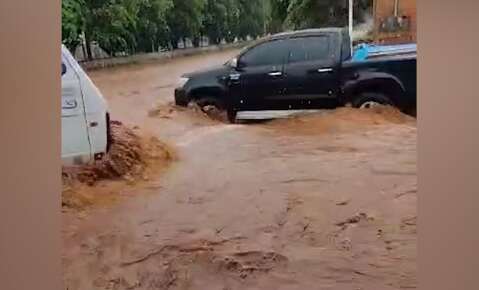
(63, 49, 417, 290)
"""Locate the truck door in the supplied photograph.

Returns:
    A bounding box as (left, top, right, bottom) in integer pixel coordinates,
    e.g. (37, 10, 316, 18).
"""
(283, 35, 340, 109)
(61, 54, 91, 164)
(235, 39, 290, 110)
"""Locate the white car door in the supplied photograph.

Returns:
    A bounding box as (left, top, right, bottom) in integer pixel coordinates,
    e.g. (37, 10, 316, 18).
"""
(61, 53, 91, 165)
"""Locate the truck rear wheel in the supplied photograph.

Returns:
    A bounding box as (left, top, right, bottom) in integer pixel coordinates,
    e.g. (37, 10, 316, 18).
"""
(352, 92, 393, 109)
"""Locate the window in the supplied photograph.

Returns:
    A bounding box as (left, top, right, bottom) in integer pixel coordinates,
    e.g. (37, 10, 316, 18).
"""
(61, 62, 67, 76)
(341, 33, 351, 61)
(240, 40, 289, 67)
(288, 36, 331, 63)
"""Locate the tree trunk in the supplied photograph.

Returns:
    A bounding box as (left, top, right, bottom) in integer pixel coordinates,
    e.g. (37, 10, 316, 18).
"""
(171, 38, 178, 49)
(192, 37, 198, 47)
(211, 36, 220, 45)
(81, 42, 87, 61)
(84, 30, 93, 61)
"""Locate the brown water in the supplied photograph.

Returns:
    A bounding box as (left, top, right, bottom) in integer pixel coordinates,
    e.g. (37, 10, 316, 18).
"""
(63, 50, 417, 290)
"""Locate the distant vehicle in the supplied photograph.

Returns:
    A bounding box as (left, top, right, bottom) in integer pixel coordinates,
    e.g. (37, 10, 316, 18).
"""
(175, 28, 416, 123)
(61, 45, 111, 165)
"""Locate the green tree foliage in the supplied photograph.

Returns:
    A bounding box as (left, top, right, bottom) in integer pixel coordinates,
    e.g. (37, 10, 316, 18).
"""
(202, 0, 228, 44)
(286, 0, 372, 29)
(89, 0, 139, 56)
(136, 0, 173, 52)
(269, 0, 289, 33)
(286, 0, 344, 29)
(167, 0, 206, 48)
(237, 0, 267, 40)
(61, 0, 373, 59)
(62, 0, 84, 52)
(224, 1, 241, 43)
(62, 0, 174, 58)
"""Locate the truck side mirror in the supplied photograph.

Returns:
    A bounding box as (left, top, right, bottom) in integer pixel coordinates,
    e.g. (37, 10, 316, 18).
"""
(229, 58, 238, 69)
(61, 63, 67, 76)
(237, 58, 246, 69)
(230, 57, 247, 71)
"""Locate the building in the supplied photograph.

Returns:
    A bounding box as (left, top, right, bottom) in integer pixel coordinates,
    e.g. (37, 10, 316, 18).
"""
(373, 0, 416, 43)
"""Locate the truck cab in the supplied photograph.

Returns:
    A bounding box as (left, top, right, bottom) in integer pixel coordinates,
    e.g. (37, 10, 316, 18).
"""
(229, 28, 352, 111)
(175, 28, 417, 122)
(61, 45, 111, 165)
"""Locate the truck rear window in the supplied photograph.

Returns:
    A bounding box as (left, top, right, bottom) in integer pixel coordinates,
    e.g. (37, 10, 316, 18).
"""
(288, 36, 331, 63)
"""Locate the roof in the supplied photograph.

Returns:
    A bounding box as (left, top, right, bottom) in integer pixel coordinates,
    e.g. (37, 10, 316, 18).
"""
(249, 27, 343, 45)
(271, 27, 347, 39)
(239, 27, 348, 54)
(269, 27, 347, 42)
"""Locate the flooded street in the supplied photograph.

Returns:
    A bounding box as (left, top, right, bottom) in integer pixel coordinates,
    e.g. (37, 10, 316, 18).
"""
(63, 50, 417, 290)
(88, 49, 240, 140)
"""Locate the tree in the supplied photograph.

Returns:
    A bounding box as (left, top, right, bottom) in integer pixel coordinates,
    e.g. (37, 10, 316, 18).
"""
(286, 0, 340, 29)
(167, 0, 206, 48)
(72, 0, 173, 57)
(237, 0, 266, 40)
(286, 0, 372, 30)
(135, 0, 173, 52)
(62, 0, 84, 52)
(202, 0, 228, 45)
(62, 0, 373, 60)
(88, 0, 139, 56)
(268, 0, 290, 33)
(225, 0, 241, 42)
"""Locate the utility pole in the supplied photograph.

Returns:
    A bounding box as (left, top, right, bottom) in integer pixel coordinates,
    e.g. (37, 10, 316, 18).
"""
(349, 0, 353, 52)
(373, 0, 378, 41)
(394, 0, 399, 16)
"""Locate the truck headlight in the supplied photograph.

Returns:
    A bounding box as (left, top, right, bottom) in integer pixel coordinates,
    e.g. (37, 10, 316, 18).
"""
(176, 77, 189, 88)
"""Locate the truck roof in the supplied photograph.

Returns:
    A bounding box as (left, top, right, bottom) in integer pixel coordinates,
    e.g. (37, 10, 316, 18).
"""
(271, 27, 346, 39)
(245, 27, 347, 50)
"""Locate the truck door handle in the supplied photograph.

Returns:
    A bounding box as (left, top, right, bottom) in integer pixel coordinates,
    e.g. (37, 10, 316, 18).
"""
(268, 71, 283, 77)
(229, 73, 241, 81)
(317, 68, 333, 73)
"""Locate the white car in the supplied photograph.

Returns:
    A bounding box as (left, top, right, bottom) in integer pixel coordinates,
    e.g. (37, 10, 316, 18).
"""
(61, 45, 111, 165)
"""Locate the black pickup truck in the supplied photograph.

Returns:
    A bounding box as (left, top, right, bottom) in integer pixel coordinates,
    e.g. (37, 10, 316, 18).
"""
(174, 28, 416, 123)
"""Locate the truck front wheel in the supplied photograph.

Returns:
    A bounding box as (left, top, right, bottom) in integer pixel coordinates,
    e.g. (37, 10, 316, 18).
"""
(195, 97, 238, 123)
(352, 92, 393, 109)
(196, 97, 224, 112)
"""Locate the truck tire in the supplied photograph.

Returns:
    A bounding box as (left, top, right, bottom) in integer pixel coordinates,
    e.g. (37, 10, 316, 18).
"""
(226, 109, 237, 124)
(195, 97, 239, 123)
(352, 92, 393, 109)
(175, 98, 189, 107)
(196, 97, 224, 112)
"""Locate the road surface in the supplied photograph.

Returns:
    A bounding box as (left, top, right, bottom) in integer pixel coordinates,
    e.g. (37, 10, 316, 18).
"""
(63, 49, 417, 290)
